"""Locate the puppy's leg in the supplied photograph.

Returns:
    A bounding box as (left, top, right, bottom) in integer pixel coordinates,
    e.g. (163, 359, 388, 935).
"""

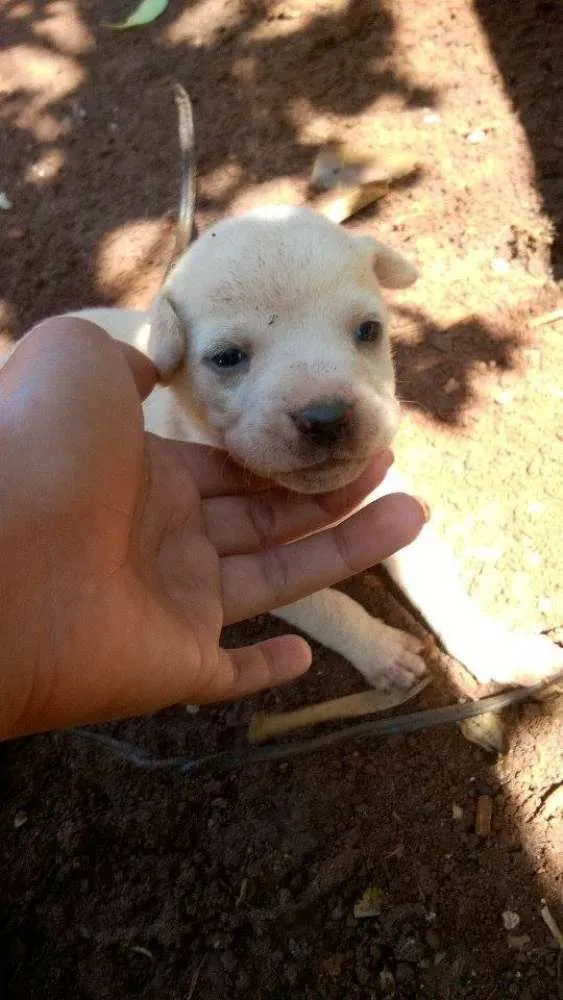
(380, 470, 563, 687)
(275, 590, 426, 690)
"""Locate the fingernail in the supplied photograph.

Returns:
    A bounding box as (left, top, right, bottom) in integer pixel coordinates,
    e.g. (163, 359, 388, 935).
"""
(415, 496, 431, 522)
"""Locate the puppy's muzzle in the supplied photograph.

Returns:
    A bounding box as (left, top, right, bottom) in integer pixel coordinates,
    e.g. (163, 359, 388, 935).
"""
(291, 398, 354, 448)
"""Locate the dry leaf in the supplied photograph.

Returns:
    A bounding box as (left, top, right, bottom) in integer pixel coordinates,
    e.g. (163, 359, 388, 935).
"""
(459, 712, 505, 753)
(104, 0, 169, 30)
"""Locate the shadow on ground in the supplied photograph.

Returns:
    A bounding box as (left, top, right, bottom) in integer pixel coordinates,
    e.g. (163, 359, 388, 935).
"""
(0, 0, 433, 331)
(474, 0, 562, 280)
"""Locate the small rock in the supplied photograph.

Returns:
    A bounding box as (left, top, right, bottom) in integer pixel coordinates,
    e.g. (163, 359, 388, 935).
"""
(444, 377, 460, 394)
(395, 937, 424, 963)
(491, 257, 510, 274)
(507, 934, 531, 951)
(354, 885, 384, 919)
(452, 803, 464, 821)
(467, 129, 486, 143)
(423, 111, 441, 125)
(502, 910, 521, 931)
(0, 191, 13, 210)
(323, 953, 345, 977)
(13, 810, 27, 829)
(425, 928, 441, 950)
(492, 388, 514, 405)
(379, 967, 396, 997)
(428, 332, 451, 353)
(396, 962, 416, 985)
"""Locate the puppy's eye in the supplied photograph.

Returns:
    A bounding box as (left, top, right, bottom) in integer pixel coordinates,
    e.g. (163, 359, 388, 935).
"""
(209, 347, 248, 369)
(354, 319, 383, 344)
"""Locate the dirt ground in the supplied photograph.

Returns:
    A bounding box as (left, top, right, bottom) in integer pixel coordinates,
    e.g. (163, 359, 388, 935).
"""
(1, 0, 562, 997)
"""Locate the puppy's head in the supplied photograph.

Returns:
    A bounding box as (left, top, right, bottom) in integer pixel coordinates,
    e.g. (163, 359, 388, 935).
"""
(150, 205, 417, 493)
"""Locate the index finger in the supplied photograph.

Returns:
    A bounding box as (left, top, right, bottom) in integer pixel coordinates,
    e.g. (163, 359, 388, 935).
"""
(203, 452, 394, 554)
(221, 492, 427, 624)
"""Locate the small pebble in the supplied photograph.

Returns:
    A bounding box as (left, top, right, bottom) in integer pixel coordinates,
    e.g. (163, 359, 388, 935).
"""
(323, 953, 345, 977)
(444, 377, 460, 394)
(13, 810, 27, 829)
(0, 191, 13, 210)
(379, 968, 396, 997)
(492, 388, 514, 405)
(507, 934, 531, 951)
(353, 885, 384, 919)
(527, 500, 544, 514)
(467, 129, 486, 143)
(502, 910, 521, 931)
(423, 111, 441, 125)
(491, 257, 510, 274)
(426, 928, 442, 950)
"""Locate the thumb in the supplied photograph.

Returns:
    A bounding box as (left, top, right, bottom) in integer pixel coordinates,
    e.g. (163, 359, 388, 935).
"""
(116, 342, 159, 401)
(197, 635, 312, 703)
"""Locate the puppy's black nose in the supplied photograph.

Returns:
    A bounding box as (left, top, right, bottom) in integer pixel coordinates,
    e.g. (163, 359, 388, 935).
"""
(292, 399, 353, 446)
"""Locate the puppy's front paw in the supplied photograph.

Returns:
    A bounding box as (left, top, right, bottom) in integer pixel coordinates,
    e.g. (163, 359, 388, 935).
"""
(447, 618, 563, 688)
(356, 625, 427, 690)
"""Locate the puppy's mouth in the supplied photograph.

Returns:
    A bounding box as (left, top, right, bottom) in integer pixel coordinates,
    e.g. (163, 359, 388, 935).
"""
(274, 456, 370, 494)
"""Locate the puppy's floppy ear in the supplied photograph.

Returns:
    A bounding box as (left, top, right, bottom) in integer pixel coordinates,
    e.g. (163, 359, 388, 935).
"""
(359, 235, 418, 289)
(142, 292, 186, 382)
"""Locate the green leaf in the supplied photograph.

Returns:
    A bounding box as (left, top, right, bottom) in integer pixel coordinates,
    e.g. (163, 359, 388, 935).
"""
(104, 0, 170, 30)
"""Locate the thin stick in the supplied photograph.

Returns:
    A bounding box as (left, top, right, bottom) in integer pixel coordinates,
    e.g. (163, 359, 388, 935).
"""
(529, 308, 563, 329)
(248, 677, 430, 743)
(186, 955, 207, 1000)
(541, 904, 563, 950)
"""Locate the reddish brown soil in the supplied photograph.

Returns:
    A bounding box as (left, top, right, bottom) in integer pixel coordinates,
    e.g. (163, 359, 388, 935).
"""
(1, 1, 562, 998)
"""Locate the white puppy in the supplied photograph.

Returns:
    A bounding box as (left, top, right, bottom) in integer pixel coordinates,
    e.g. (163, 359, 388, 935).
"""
(65, 204, 561, 691)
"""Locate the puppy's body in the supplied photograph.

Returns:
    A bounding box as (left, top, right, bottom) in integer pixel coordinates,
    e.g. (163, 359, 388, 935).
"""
(64, 204, 562, 691)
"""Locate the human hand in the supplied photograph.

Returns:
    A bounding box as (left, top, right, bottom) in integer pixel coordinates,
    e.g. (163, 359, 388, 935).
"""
(0, 318, 426, 738)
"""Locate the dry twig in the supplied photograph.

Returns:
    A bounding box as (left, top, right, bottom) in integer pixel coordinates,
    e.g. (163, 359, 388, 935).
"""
(248, 678, 430, 743)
